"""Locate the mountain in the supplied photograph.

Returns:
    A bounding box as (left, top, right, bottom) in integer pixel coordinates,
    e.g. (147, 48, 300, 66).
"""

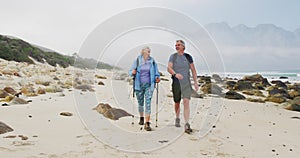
(205, 22, 300, 47)
(0, 35, 116, 69)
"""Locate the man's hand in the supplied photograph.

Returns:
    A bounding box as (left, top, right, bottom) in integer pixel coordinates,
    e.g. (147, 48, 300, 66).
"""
(175, 73, 183, 80)
(194, 83, 199, 92)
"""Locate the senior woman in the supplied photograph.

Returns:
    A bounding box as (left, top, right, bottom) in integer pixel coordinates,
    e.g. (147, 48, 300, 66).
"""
(128, 46, 160, 131)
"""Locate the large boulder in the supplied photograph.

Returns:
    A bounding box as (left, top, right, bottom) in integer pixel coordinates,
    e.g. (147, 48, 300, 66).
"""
(93, 103, 134, 120)
(224, 90, 246, 100)
(0, 121, 14, 134)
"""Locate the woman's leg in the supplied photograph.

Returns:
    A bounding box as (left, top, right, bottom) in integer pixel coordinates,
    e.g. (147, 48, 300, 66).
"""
(144, 83, 153, 123)
(135, 89, 145, 117)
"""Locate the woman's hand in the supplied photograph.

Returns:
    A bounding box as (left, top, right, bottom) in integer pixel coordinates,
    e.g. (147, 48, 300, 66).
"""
(132, 69, 137, 75)
(155, 77, 160, 83)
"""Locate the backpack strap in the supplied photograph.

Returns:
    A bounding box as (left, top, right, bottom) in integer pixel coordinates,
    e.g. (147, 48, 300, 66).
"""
(136, 56, 156, 70)
(172, 53, 193, 65)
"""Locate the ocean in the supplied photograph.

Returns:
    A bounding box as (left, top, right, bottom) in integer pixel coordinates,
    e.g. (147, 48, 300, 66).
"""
(202, 70, 300, 83)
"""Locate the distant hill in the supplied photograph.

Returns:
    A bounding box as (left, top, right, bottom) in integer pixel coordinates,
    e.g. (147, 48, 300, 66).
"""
(0, 35, 116, 69)
(205, 22, 300, 47)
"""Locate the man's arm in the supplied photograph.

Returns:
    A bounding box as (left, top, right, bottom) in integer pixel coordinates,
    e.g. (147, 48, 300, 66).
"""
(190, 63, 199, 91)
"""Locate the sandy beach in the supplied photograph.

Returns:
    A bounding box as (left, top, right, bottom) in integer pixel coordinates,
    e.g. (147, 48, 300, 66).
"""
(1, 59, 299, 158)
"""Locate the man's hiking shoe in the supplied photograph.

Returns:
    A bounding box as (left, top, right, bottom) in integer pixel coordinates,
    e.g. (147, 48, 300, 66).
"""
(144, 122, 152, 131)
(175, 118, 180, 127)
(138, 117, 144, 125)
(184, 123, 192, 134)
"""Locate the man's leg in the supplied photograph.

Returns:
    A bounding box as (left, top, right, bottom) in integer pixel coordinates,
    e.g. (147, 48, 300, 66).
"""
(183, 98, 190, 124)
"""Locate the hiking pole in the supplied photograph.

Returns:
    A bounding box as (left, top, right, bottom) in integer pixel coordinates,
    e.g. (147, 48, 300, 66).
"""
(155, 82, 159, 127)
(131, 75, 136, 126)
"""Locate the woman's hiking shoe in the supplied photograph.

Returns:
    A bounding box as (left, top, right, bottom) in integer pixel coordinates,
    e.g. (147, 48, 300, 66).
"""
(184, 123, 192, 134)
(175, 118, 180, 127)
(138, 117, 144, 125)
(144, 122, 152, 131)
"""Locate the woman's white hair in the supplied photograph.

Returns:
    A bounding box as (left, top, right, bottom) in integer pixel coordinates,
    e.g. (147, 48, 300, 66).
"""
(141, 46, 151, 55)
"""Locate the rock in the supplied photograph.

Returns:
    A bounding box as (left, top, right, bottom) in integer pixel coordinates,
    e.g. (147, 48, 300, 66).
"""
(246, 98, 265, 103)
(53, 76, 60, 80)
(93, 103, 133, 120)
(35, 78, 51, 86)
(98, 81, 105, 85)
(4, 87, 17, 95)
(201, 83, 223, 95)
(57, 92, 65, 97)
(0, 121, 14, 134)
(167, 93, 173, 98)
(224, 91, 246, 100)
(60, 112, 73, 116)
(225, 81, 236, 90)
(234, 80, 255, 91)
(285, 104, 300, 112)
(93, 103, 112, 114)
(265, 95, 286, 104)
(37, 88, 46, 94)
(75, 84, 94, 92)
(0, 96, 14, 102)
(254, 83, 265, 90)
(95, 75, 107, 79)
(291, 96, 300, 105)
(242, 90, 265, 97)
(0, 89, 10, 98)
(279, 76, 288, 79)
(268, 87, 290, 98)
(198, 76, 211, 83)
(212, 74, 223, 82)
(18, 135, 28, 140)
(11, 97, 28, 104)
(243, 74, 264, 82)
(271, 80, 288, 90)
(191, 90, 203, 98)
(21, 87, 37, 97)
(262, 78, 271, 87)
(45, 85, 63, 93)
(112, 73, 128, 80)
(288, 90, 300, 99)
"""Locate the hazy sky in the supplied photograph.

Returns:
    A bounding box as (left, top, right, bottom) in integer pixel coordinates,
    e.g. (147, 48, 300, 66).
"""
(0, 0, 299, 55)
